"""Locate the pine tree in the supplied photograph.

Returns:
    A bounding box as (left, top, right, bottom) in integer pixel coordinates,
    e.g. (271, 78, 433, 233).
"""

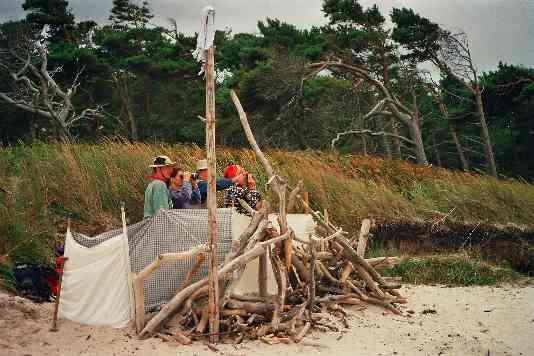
(109, 0, 154, 29)
(22, 0, 75, 40)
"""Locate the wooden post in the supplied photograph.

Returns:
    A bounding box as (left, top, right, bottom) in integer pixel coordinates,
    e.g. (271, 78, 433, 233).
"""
(303, 192, 311, 214)
(121, 202, 136, 323)
(258, 248, 268, 299)
(50, 257, 68, 332)
(133, 274, 145, 333)
(356, 219, 373, 257)
(322, 209, 329, 251)
(205, 45, 219, 344)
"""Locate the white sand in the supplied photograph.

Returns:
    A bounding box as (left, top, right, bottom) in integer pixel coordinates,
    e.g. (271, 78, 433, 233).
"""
(1, 285, 533, 356)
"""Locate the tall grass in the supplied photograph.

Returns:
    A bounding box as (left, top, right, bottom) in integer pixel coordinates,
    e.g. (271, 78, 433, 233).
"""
(1, 139, 534, 263)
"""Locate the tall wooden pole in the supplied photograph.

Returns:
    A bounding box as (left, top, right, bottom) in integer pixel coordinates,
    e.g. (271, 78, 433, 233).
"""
(205, 46, 219, 343)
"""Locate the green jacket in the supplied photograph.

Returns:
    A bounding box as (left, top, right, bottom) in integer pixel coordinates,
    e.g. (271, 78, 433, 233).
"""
(144, 179, 171, 218)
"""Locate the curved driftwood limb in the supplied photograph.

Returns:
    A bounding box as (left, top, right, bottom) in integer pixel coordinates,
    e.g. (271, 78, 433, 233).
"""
(226, 207, 267, 264)
(139, 231, 291, 339)
(230, 89, 291, 269)
(133, 245, 206, 333)
(366, 256, 401, 269)
(196, 308, 209, 334)
(183, 286, 209, 319)
(294, 321, 311, 343)
(291, 254, 311, 283)
(257, 302, 306, 337)
(237, 198, 255, 216)
(315, 294, 366, 307)
(307, 237, 317, 312)
(317, 261, 340, 286)
(221, 220, 269, 307)
(270, 249, 287, 330)
(356, 219, 374, 256)
(287, 180, 304, 213)
(346, 281, 401, 315)
(334, 236, 392, 288)
(229, 294, 265, 303)
(230, 90, 276, 179)
(133, 274, 145, 334)
(178, 253, 205, 292)
(137, 245, 207, 282)
(340, 219, 373, 284)
(226, 300, 276, 314)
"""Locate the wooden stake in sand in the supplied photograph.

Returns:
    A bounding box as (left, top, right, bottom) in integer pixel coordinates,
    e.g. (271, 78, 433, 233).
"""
(205, 44, 219, 344)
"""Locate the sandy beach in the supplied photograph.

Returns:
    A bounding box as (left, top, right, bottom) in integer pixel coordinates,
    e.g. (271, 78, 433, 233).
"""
(1, 285, 533, 356)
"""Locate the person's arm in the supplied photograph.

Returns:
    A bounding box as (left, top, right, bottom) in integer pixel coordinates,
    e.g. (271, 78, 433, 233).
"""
(242, 188, 262, 210)
(191, 184, 201, 204)
(197, 180, 208, 203)
(216, 177, 233, 191)
(152, 182, 171, 213)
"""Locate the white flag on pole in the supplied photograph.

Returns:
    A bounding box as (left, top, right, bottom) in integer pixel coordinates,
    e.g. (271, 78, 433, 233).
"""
(192, 5, 216, 73)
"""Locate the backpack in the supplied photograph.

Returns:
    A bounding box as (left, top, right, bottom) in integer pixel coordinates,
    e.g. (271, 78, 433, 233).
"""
(12, 263, 57, 303)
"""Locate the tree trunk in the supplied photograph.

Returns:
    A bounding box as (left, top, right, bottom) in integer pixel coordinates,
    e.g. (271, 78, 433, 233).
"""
(433, 91, 470, 171)
(113, 74, 138, 141)
(380, 49, 401, 159)
(474, 85, 497, 177)
(370, 94, 391, 158)
(449, 121, 470, 171)
(379, 118, 392, 159)
(408, 91, 428, 165)
(407, 119, 428, 165)
(390, 118, 402, 159)
(431, 131, 442, 167)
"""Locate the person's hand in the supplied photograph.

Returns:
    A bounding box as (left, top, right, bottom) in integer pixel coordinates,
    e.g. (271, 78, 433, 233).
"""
(247, 174, 256, 190)
(183, 171, 191, 182)
(232, 173, 246, 186)
(191, 177, 198, 189)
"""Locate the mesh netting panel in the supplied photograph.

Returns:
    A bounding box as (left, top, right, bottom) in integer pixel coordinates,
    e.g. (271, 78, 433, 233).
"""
(70, 208, 235, 311)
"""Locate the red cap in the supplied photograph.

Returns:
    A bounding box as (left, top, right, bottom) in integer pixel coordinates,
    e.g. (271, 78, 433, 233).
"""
(224, 164, 239, 178)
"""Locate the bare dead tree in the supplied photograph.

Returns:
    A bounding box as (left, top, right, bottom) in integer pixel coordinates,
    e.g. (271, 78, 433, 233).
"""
(112, 71, 138, 141)
(0, 25, 104, 139)
(422, 79, 470, 171)
(311, 61, 429, 165)
(432, 31, 497, 176)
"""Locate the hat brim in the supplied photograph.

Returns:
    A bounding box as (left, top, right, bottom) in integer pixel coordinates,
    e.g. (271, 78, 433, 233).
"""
(149, 163, 175, 168)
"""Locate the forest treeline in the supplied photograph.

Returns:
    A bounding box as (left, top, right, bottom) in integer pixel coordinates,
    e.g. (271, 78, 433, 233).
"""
(1, 0, 533, 179)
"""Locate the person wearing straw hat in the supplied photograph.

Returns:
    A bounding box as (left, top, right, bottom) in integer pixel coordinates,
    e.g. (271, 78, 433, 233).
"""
(195, 159, 245, 206)
(144, 155, 175, 218)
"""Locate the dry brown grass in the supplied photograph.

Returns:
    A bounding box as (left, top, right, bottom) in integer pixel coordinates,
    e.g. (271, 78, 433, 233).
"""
(1, 139, 534, 263)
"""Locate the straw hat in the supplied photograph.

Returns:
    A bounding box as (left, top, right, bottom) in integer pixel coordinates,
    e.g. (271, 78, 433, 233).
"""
(149, 155, 175, 168)
(196, 159, 208, 171)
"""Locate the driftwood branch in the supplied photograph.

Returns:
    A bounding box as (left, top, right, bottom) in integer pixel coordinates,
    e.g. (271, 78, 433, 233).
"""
(139, 231, 291, 338)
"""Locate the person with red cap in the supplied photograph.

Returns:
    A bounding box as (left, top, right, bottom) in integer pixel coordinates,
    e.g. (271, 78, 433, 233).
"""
(222, 163, 262, 215)
(195, 159, 245, 206)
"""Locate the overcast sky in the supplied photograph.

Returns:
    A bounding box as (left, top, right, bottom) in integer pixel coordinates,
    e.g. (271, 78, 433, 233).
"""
(1, 0, 533, 71)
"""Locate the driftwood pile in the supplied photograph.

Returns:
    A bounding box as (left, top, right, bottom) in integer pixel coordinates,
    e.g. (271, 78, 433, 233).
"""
(134, 91, 406, 345)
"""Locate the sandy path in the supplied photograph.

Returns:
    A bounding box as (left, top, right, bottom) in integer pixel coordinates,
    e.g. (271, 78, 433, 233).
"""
(1, 285, 533, 356)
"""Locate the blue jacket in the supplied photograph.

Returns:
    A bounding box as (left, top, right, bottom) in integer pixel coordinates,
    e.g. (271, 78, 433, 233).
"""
(197, 178, 233, 204)
(169, 182, 201, 209)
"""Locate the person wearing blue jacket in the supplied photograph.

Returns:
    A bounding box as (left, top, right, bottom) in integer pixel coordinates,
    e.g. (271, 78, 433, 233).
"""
(168, 167, 201, 209)
(195, 159, 244, 206)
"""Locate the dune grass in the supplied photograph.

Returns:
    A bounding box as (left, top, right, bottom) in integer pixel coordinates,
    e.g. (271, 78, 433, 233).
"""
(383, 254, 523, 286)
(1, 139, 534, 264)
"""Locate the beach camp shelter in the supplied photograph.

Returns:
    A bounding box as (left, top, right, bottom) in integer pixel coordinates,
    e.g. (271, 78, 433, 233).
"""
(58, 209, 315, 328)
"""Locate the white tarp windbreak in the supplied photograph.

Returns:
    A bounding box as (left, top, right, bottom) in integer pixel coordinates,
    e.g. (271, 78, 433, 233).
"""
(57, 210, 315, 329)
(59, 229, 131, 328)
